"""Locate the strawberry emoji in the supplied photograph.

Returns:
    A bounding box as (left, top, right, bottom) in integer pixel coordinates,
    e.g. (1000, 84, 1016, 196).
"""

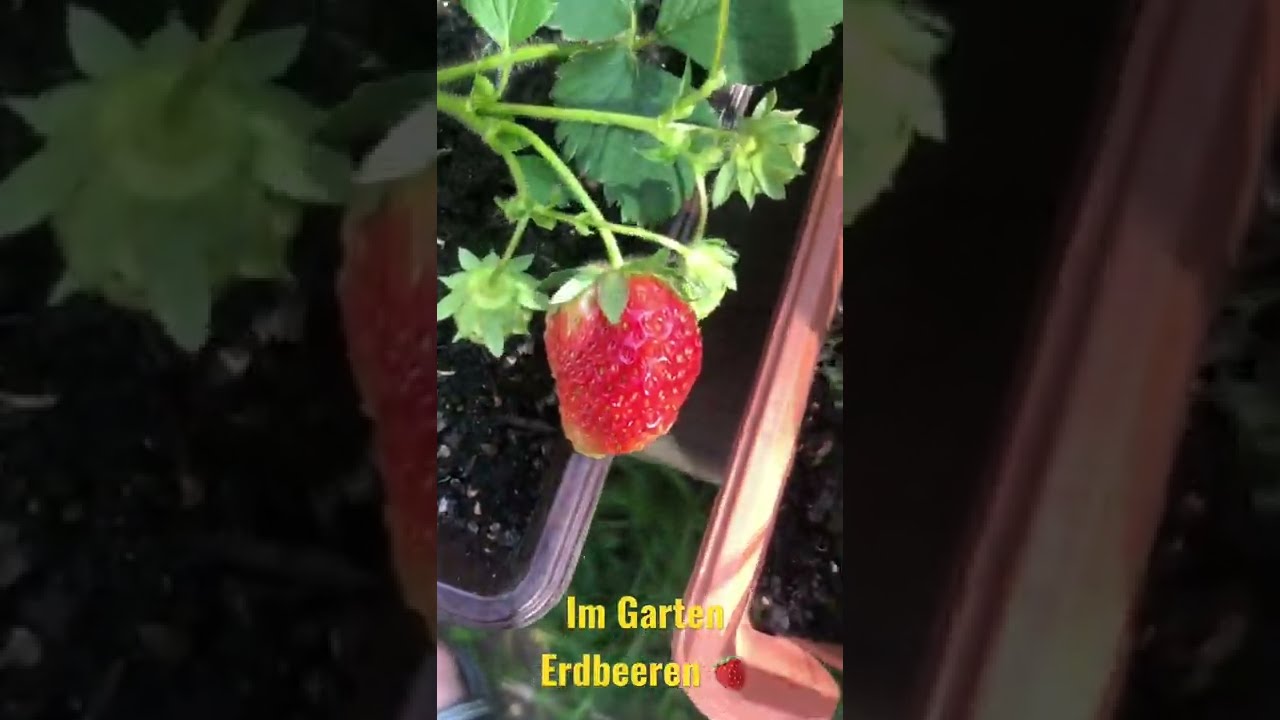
(544, 271, 702, 458)
(714, 656, 746, 690)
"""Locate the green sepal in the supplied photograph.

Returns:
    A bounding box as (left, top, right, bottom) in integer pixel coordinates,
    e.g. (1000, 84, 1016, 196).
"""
(438, 248, 549, 357)
(597, 270, 630, 325)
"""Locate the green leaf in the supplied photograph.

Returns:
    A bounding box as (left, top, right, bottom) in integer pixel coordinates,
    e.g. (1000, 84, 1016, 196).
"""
(5, 83, 96, 137)
(551, 46, 717, 225)
(437, 290, 465, 321)
(459, 248, 482, 270)
(844, 118, 912, 225)
(66, 5, 139, 78)
(752, 145, 799, 200)
(480, 312, 507, 356)
(547, 265, 608, 304)
(318, 73, 436, 144)
(678, 237, 737, 318)
(461, 0, 557, 48)
(243, 86, 326, 134)
(548, 0, 634, 42)
(839, 0, 950, 225)
(351, 101, 437, 185)
(656, 0, 843, 85)
(913, 83, 946, 141)
(550, 274, 594, 305)
(143, 12, 198, 60)
(50, 174, 136, 286)
(509, 254, 535, 272)
(439, 250, 544, 355)
(515, 154, 570, 207)
(138, 234, 212, 352)
(257, 135, 352, 205)
(710, 160, 736, 208)
(470, 75, 499, 108)
(841, 0, 949, 226)
(597, 271, 629, 324)
(848, 0, 951, 70)
(0, 146, 83, 238)
(227, 27, 307, 81)
(538, 268, 581, 294)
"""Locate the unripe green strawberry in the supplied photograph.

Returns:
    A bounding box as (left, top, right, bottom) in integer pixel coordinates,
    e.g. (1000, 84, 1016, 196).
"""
(544, 273, 702, 458)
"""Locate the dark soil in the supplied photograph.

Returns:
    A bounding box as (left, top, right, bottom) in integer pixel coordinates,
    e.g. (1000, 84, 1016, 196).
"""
(752, 300, 844, 644)
(1120, 147, 1280, 719)
(0, 2, 430, 718)
(435, 6, 578, 592)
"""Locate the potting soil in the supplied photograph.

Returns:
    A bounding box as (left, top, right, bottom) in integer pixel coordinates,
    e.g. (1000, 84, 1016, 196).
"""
(752, 299, 844, 645)
(0, 1, 430, 717)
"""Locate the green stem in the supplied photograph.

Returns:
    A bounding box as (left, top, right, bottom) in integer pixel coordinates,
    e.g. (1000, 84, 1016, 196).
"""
(439, 93, 734, 141)
(494, 151, 531, 267)
(438, 43, 576, 86)
(438, 94, 626, 268)
(498, 122, 625, 268)
(478, 99, 659, 135)
(711, 0, 731, 75)
(167, 0, 255, 118)
(497, 60, 514, 94)
(498, 149, 529, 195)
(694, 174, 709, 242)
(437, 93, 487, 137)
(541, 211, 690, 257)
(500, 217, 530, 262)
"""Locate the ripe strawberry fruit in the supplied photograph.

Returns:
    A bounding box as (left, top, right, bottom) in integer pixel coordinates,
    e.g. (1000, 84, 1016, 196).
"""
(336, 170, 437, 634)
(544, 273, 702, 458)
(713, 656, 746, 690)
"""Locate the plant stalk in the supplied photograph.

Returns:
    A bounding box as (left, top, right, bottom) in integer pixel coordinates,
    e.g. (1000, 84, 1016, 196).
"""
(500, 217, 530, 262)
(540, 210, 690, 257)
(438, 43, 575, 86)
(438, 93, 735, 141)
(437, 94, 626, 268)
(694, 174, 709, 242)
(711, 0, 731, 75)
(167, 0, 256, 119)
(497, 153, 531, 266)
(499, 122, 626, 268)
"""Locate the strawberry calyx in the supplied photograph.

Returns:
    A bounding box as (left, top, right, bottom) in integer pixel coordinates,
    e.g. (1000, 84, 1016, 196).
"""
(677, 238, 739, 319)
(437, 247, 548, 356)
(712, 89, 821, 209)
(545, 240, 739, 327)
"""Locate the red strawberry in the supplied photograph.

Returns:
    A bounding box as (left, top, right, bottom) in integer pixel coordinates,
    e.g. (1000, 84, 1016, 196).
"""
(336, 170, 437, 633)
(544, 273, 702, 458)
(714, 656, 746, 690)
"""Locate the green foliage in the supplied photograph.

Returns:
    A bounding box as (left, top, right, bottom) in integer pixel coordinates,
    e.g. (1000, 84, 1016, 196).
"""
(0, 6, 352, 351)
(549, 0, 635, 42)
(551, 45, 718, 226)
(656, 0, 844, 85)
(515, 154, 571, 208)
(678, 237, 737, 318)
(597, 270, 630, 324)
(462, 0, 557, 48)
(436, 0, 938, 359)
(438, 248, 548, 356)
(844, 0, 950, 224)
(712, 89, 819, 209)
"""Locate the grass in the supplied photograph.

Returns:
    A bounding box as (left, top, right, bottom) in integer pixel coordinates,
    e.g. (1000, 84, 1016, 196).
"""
(445, 457, 718, 719)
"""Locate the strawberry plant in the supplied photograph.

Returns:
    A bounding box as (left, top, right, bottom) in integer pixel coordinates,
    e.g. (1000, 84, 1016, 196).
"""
(438, 0, 938, 458)
(0, 1, 352, 350)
